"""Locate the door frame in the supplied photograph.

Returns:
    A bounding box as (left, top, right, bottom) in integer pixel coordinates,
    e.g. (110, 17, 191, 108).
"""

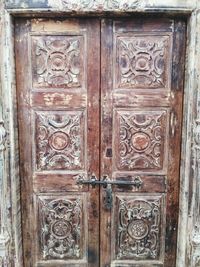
(0, 1, 199, 267)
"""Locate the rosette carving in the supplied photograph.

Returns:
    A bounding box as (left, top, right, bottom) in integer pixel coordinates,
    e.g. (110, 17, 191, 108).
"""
(116, 35, 171, 89)
(32, 36, 83, 88)
(116, 110, 167, 170)
(39, 197, 82, 260)
(35, 111, 84, 171)
(116, 196, 162, 260)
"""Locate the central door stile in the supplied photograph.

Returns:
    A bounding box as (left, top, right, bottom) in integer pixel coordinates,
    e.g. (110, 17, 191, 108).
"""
(86, 19, 101, 267)
(100, 19, 113, 267)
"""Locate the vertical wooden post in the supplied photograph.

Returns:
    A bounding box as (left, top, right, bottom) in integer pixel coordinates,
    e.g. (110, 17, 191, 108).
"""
(186, 7, 200, 267)
(0, 3, 11, 266)
(0, 2, 22, 266)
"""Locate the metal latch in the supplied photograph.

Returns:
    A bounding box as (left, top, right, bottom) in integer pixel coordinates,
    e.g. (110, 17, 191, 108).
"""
(76, 175, 143, 210)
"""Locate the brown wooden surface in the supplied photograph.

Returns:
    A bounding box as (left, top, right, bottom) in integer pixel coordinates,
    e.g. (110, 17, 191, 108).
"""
(100, 18, 186, 267)
(15, 18, 100, 267)
(15, 17, 186, 267)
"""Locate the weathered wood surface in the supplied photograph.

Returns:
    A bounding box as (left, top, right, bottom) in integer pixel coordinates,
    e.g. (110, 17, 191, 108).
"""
(0, 0, 200, 267)
(185, 9, 200, 267)
(14, 16, 186, 267)
(100, 18, 186, 267)
(0, 2, 23, 267)
(15, 18, 100, 267)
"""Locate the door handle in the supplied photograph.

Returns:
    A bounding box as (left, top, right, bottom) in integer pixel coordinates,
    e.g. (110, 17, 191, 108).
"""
(170, 110, 177, 137)
(76, 175, 143, 189)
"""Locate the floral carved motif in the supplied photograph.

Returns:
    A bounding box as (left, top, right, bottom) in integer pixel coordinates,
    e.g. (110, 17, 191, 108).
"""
(58, 0, 142, 10)
(38, 196, 82, 260)
(32, 35, 83, 88)
(6, 0, 145, 10)
(116, 35, 171, 89)
(116, 195, 163, 260)
(35, 111, 84, 171)
(115, 110, 167, 170)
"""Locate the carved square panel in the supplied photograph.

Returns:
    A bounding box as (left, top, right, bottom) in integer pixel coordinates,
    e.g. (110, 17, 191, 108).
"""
(113, 194, 165, 261)
(114, 109, 168, 171)
(115, 34, 172, 89)
(37, 194, 85, 260)
(31, 35, 85, 88)
(34, 110, 85, 171)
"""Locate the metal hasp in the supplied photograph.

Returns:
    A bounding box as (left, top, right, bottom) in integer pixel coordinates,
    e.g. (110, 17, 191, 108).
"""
(77, 175, 143, 209)
(104, 184, 113, 210)
(76, 175, 143, 188)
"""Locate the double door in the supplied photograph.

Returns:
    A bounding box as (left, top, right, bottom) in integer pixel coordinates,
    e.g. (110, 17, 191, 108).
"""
(15, 17, 186, 267)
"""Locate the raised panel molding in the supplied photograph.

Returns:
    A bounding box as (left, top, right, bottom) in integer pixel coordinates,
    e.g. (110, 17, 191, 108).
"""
(114, 109, 168, 171)
(114, 194, 165, 261)
(34, 111, 85, 171)
(115, 35, 172, 89)
(38, 195, 84, 260)
(32, 35, 84, 88)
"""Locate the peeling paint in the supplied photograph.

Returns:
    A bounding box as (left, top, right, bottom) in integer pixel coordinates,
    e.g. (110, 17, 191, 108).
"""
(43, 93, 73, 106)
(31, 19, 79, 32)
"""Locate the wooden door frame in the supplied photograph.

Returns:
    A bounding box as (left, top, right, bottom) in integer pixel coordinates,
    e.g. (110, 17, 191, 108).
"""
(0, 1, 200, 267)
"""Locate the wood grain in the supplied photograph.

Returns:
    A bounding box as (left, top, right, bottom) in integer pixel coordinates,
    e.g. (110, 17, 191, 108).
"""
(15, 17, 186, 267)
(15, 18, 100, 267)
(101, 18, 186, 267)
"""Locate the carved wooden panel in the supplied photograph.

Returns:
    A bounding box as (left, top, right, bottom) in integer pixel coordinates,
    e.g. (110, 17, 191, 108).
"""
(34, 110, 85, 171)
(15, 18, 185, 267)
(31, 35, 84, 88)
(115, 34, 172, 89)
(114, 109, 168, 171)
(114, 194, 165, 261)
(38, 195, 85, 260)
(15, 18, 100, 267)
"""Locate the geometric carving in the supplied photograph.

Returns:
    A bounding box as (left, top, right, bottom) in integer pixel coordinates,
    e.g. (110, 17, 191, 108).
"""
(35, 111, 85, 171)
(127, 219, 149, 240)
(32, 35, 84, 88)
(38, 196, 83, 260)
(115, 110, 167, 170)
(116, 35, 171, 89)
(115, 195, 164, 260)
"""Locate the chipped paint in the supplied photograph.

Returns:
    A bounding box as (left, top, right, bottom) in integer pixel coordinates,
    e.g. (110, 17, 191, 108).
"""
(31, 19, 79, 32)
(43, 93, 73, 106)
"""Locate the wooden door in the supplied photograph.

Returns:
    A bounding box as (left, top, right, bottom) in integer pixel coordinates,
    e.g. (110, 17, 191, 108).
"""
(100, 18, 186, 267)
(15, 17, 186, 267)
(15, 18, 100, 267)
